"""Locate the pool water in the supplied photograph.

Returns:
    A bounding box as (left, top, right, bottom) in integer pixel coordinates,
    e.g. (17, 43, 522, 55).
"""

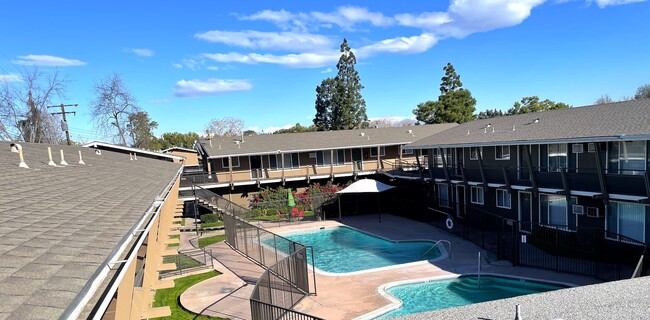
(377, 275, 568, 319)
(280, 226, 442, 273)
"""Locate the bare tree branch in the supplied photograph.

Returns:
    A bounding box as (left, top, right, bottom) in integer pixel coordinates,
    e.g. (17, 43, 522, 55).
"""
(90, 74, 140, 145)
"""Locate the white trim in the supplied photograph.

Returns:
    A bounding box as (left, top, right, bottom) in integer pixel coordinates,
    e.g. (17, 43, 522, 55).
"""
(222, 156, 240, 168)
(518, 191, 533, 233)
(469, 146, 482, 160)
(470, 186, 484, 205)
(82, 141, 184, 160)
(437, 183, 451, 208)
(495, 145, 511, 160)
(496, 189, 511, 209)
(609, 194, 648, 202)
(369, 146, 386, 157)
(570, 190, 602, 197)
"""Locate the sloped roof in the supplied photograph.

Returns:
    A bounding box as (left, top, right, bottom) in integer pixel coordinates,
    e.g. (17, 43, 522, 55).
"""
(0, 142, 181, 319)
(82, 141, 184, 161)
(406, 99, 650, 149)
(199, 124, 458, 158)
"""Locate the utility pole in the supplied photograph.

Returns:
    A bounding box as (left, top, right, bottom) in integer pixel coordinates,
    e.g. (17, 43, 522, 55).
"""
(48, 103, 78, 145)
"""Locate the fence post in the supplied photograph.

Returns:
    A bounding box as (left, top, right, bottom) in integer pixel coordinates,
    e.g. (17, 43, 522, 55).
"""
(177, 254, 182, 275)
(257, 228, 264, 266)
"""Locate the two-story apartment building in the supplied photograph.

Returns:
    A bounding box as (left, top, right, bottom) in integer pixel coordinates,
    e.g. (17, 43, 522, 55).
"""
(190, 124, 457, 204)
(405, 100, 650, 252)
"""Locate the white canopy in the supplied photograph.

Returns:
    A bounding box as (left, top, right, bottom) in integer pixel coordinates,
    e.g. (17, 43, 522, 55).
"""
(337, 179, 395, 194)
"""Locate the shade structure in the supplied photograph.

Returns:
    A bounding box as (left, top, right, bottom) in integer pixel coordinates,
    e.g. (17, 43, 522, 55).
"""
(336, 179, 395, 222)
(336, 179, 395, 194)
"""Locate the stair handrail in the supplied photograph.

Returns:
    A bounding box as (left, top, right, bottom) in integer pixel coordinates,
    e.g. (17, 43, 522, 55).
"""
(420, 239, 452, 260)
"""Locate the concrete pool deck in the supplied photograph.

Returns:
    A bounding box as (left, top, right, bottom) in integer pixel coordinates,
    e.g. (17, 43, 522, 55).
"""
(182, 214, 602, 319)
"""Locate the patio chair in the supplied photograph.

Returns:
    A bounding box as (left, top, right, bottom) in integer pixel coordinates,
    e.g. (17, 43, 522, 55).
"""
(291, 207, 299, 221)
(298, 210, 304, 221)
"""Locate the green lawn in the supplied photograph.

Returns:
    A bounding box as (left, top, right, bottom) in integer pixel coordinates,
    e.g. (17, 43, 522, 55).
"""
(167, 243, 179, 248)
(152, 270, 224, 320)
(199, 234, 226, 248)
(200, 221, 224, 228)
(161, 254, 203, 274)
(181, 218, 186, 226)
(169, 234, 180, 239)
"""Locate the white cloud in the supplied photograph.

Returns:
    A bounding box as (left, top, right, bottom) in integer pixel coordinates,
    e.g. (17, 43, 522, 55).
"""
(591, 0, 645, 7)
(173, 58, 204, 70)
(173, 78, 253, 98)
(206, 66, 220, 71)
(239, 6, 394, 31)
(321, 67, 333, 73)
(172, 63, 183, 69)
(195, 30, 334, 52)
(356, 34, 438, 57)
(0, 74, 22, 83)
(148, 98, 170, 105)
(13, 55, 86, 66)
(203, 52, 339, 68)
(130, 48, 154, 57)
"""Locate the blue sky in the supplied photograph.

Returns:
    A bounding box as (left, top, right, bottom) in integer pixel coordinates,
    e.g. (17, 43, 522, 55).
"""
(1, 0, 649, 142)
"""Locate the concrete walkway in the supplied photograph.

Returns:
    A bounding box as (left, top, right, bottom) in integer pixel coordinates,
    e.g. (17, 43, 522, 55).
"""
(179, 234, 265, 320)
(179, 215, 600, 320)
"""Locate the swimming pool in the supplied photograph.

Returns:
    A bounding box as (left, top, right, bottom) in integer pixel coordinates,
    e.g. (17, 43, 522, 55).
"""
(374, 275, 569, 319)
(279, 226, 444, 274)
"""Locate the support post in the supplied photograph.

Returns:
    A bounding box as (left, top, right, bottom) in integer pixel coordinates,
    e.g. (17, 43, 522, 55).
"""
(476, 147, 487, 186)
(522, 145, 538, 197)
(593, 142, 609, 207)
(415, 149, 424, 182)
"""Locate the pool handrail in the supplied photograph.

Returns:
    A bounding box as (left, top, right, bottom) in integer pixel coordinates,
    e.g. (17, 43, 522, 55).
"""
(421, 239, 451, 260)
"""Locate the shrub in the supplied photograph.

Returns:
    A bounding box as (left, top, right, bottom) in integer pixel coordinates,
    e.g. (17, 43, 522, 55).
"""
(200, 213, 220, 224)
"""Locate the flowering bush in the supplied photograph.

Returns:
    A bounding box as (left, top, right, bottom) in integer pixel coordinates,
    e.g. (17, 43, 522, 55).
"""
(249, 181, 351, 215)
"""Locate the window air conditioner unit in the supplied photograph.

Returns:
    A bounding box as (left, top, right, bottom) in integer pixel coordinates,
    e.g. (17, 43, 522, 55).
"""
(309, 152, 317, 158)
(587, 143, 595, 153)
(572, 205, 584, 215)
(572, 144, 584, 154)
(586, 207, 601, 218)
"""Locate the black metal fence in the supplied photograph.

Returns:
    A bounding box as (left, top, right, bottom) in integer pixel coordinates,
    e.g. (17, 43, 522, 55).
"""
(428, 205, 650, 281)
(193, 186, 321, 320)
(159, 248, 214, 278)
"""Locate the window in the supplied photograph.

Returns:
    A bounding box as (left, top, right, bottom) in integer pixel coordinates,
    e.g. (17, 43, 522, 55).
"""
(316, 150, 345, 166)
(433, 148, 453, 168)
(607, 202, 647, 243)
(608, 141, 646, 175)
(470, 147, 482, 160)
(222, 156, 240, 168)
(470, 187, 484, 205)
(370, 146, 385, 157)
(269, 153, 299, 170)
(496, 189, 511, 209)
(401, 147, 413, 155)
(548, 144, 567, 172)
(495, 146, 510, 160)
(540, 194, 577, 230)
(438, 184, 450, 207)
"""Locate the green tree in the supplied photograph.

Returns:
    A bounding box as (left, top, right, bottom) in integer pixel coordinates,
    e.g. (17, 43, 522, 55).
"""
(477, 108, 504, 119)
(243, 129, 257, 136)
(274, 123, 318, 134)
(151, 132, 200, 150)
(507, 96, 570, 115)
(313, 38, 367, 130)
(126, 111, 158, 149)
(634, 84, 650, 100)
(413, 63, 476, 124)
(314, 78, 335, 131)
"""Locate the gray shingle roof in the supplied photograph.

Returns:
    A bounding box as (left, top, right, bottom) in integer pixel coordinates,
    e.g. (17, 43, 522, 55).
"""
(200, 124, 458, 158)
(406, 99, 650, 149)
(0, 142, 180, 320)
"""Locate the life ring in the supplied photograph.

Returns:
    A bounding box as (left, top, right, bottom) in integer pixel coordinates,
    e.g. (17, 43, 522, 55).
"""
(445, 217, 454, 230)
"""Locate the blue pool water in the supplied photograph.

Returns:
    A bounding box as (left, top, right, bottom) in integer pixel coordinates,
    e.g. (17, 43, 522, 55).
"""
(377, 275, 568, 319)
(280, 226, 441, 273)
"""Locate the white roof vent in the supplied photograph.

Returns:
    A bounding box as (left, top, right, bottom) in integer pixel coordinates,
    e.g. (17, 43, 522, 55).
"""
(360, 132, 365, 137)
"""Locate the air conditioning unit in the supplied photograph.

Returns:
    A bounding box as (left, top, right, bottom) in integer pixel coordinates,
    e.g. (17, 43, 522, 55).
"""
(572, 144, 584, 154)
(572, 205, 584, 215)
(587, 207, 601, 218)
(309, 152, 317, 158)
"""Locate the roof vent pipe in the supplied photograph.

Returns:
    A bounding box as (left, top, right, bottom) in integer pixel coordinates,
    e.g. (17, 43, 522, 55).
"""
(492, 127, 495, 133)
(483, 127, 487, 134)
(47, 147, 56, 166)
(78, 150, 85, 165)
(467, 130, 470, 135)
(209, 139, 212, 148)
(360, 132, 365, 137)
(512, 125, 516, 131)
(134, 153, 137, 160)
(60, 149, 68, 166)
(10, 143, 29, 169)
(534, 118, 539, 123)
(130, 153, 133, 161)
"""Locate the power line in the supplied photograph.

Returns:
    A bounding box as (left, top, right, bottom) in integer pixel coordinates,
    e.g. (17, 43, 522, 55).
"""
(47, 103, 78, 145)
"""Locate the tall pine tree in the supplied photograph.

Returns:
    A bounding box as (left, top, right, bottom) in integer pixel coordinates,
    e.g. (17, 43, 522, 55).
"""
(413, 63, 476, 124)
(313, 38, 367, 130)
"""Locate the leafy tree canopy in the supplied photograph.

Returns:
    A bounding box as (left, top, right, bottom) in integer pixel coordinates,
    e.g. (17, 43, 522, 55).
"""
(507, 96, 571, 115)
(274, 123, 318, 134)
(413, 63, 476, 124)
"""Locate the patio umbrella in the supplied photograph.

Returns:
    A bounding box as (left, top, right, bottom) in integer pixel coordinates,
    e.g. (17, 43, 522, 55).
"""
(287, 190, 296, 207)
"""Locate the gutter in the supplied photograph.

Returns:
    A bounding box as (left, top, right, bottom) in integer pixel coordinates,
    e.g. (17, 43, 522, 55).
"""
(60, 166, 183, 320)
(403, 134, 650, 150)
(205, 142, 418, 159)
